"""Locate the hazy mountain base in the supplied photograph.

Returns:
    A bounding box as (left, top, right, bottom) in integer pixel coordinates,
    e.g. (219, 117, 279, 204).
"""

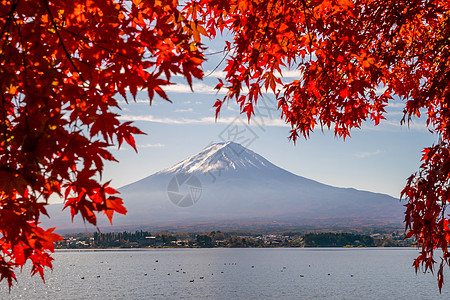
(43, 203, 403, 235)
(42, 142, 405, 233)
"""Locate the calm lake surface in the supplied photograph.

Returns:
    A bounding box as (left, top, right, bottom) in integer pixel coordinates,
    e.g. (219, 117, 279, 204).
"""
(1, 248, 449, 299)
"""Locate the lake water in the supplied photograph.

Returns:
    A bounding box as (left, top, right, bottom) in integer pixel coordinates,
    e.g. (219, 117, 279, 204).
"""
(1, 248, 449, 299)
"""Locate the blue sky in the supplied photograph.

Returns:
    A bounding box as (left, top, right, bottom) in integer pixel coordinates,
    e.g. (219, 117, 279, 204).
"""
(102, 38, 438, 199)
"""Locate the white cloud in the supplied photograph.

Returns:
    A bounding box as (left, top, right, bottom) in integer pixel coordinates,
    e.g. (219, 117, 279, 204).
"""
(175, 108, 194, 113)
(117, 98, 152, 105)
(118, 114, 288, 127)
(357, 116, 431, 132)
(108, 143, 165, 152)
(375, 86, 388, 95)
(165, 82, 225, 94)
(224, 105, 239, 112)
(164, 81, 278, 95)
(386, 111, 405, 116)
(204, 68, 303, 79)
(138, 143, 165, 148)
(204, 70, 227, 78)
(119, 82, 223, 96)
(387, 102, 406, 108)
(277, 69, 303, 78)
(356, 150, 382, 158)
(108, 145, 129, 151)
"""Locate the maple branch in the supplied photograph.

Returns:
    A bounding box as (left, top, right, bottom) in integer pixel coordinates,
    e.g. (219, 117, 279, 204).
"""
(0, 3, 19, 147)
(299, 0, 354, 67)
(360, 2, 386, 50)
(11, 16, 47, 200)
(0, 81, 10, 164)
(60, 28, 139, 63)
(204, 48, 235, 56)
(12, 17, 27, 89)
(300, 0, 314, 58)
(258, 0, 277, 54)
(0, 0, 19, 42)
(43, 0, 86, 83)
(40, 3, 92, 134)
(204, 46, 232, 78)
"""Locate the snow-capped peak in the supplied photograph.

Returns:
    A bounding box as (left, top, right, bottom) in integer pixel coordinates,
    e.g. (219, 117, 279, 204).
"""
(159, 141, 278, 175)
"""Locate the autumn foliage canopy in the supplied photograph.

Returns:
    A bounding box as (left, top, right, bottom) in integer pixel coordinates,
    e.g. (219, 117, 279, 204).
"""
(1, 0, 450, 291)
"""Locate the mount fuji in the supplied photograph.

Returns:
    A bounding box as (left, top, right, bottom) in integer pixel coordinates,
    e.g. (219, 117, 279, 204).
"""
(44, 141, 405, 232)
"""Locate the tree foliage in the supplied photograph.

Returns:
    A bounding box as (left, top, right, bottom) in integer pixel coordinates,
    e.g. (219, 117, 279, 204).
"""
(303, 232, 374, 247)
(0, 0, 203, 287)
(1, 0, 450, 292)
(185, 0, 450, 291)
